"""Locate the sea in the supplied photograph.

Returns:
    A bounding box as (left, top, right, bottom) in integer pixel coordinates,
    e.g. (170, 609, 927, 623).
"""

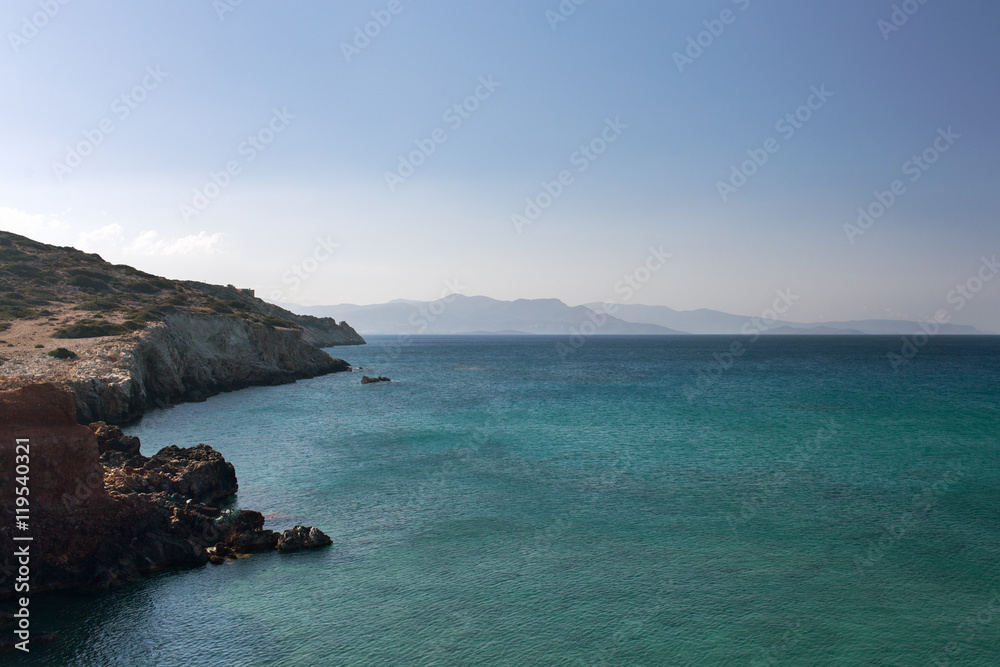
(17, 335, 1000, 666)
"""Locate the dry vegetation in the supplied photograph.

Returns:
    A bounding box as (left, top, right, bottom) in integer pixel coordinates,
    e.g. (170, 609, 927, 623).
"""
(0, 230, 339, 362)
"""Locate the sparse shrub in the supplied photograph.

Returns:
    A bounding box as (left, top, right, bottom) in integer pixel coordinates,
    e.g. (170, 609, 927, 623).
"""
(48, 347, 77, 359)
(68, 268, 115, 281)
(127, 305, 176, 324)
(0, 246, 31, 262)
(74, 296, 122, 312)
(262, 315, 296, 328)
(52, 320, 131, 339)
(0, 305, 35, 320)
(68, 274, 112, 292)
(1, 263, 43, 279)
(34, 344, 43, 348)
(122, 281, 160, 294)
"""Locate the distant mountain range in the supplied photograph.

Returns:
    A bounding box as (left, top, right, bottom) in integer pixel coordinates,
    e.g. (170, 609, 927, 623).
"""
(292, 296, 682, 335)
(284, 295, 986, 336)
(581, 303, 984, 335)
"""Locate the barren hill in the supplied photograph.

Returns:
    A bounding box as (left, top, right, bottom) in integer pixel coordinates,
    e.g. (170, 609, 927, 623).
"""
(0, 231, 364, 422)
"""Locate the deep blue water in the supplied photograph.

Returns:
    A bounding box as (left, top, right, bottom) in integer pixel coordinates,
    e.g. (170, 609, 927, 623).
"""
(16, 336, 1000, 665)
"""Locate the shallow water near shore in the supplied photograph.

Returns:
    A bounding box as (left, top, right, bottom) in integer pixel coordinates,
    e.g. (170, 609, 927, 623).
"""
(19, 335, 1000, 665)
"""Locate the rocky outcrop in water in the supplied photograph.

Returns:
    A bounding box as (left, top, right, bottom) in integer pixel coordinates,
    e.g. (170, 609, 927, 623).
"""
(360, 375, 391, 384)
(277, 526, 335, 552)
(99, 441, 239, 504)
(0, 384, 332, 599)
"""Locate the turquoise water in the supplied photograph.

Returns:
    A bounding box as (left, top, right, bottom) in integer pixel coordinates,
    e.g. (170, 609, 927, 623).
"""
(19, 336, 1000, 665)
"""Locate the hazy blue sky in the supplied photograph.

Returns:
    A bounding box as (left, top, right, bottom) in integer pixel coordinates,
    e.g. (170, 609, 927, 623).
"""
(2, 0, 998, 330)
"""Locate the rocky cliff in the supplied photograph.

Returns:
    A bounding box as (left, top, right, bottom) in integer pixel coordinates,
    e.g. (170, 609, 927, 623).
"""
(0, 384, 331, 599)
(0, 230, 364, 423)
(2, 311, 353, 423)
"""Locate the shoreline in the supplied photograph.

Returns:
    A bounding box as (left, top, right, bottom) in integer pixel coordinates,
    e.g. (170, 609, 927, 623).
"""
(0, 383, 333, 607)
(1, 312, 361, 425)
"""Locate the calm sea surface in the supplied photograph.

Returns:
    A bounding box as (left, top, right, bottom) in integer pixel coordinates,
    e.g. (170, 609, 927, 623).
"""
(20, 336, 1000, 666)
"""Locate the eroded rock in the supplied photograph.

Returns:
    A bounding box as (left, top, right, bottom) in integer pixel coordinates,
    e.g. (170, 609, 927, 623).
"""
(277, 526, 334, 552)
(0, 384, 332, 598)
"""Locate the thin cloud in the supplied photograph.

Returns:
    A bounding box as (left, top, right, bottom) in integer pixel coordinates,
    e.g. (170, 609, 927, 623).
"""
(125, 230, 226, 256)
(0, 207, 70, 245)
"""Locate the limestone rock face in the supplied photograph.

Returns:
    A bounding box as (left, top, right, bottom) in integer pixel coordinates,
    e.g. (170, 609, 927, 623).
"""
(68, 312, 353, 424)
(1, 312, 354, 424)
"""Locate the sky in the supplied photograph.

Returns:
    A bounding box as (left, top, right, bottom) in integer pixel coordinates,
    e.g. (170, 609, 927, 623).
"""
(1, 0, 998, 331)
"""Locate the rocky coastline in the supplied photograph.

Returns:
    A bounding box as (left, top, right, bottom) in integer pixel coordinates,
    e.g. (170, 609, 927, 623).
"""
(0, 230, 365, 424)
(0, 383, 331, 601)
(1, 311, 357, 424)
